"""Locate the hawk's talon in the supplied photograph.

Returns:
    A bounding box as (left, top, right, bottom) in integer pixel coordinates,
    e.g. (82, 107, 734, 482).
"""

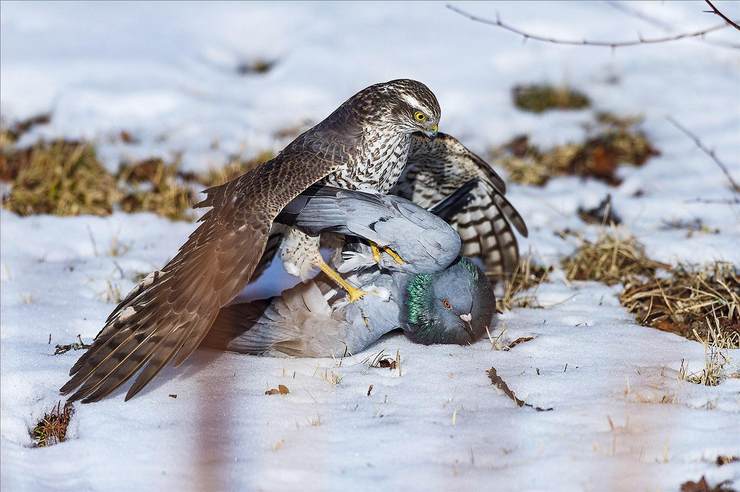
(384, 246, 405, 265)
(369, 242, 406, 266)
(371, 243, 382, 263)
(346, 285, 367, 303)
(316, 256, 367, 303)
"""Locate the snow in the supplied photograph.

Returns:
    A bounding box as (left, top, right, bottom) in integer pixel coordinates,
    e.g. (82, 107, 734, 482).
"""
(2, 1, 740, 490)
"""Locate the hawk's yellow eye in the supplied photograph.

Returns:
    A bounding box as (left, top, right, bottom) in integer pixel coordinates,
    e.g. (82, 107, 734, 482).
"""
(414, 111, 427, 122)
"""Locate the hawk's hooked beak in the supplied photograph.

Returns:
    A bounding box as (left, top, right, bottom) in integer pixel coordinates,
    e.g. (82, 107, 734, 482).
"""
(423, 123, 439, 138)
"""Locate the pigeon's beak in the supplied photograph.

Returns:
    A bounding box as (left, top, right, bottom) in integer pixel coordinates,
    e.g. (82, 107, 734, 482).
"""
(423, 123, 439, 138)
(459, 313, 475, 339)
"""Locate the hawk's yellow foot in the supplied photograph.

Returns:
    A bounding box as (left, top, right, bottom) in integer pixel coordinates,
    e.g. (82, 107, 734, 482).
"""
(316, 257, 367, 302)
(370, 242, 406, 266)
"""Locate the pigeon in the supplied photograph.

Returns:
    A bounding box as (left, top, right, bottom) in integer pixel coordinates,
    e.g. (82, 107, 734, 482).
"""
(203, 186, 495, 357)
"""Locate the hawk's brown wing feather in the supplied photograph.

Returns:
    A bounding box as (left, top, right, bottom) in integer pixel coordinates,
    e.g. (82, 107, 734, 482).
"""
(394, 133, 528, 280)
(61, 152, 339, 402)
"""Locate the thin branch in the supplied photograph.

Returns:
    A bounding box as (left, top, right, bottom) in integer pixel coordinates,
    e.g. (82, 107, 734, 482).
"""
(667, 116, 740, 194)
(447, 4, 732, 49)
(704, 0, 740, 31)
(606, 0, 740, 49)
(686, 198, 740, 205)
(605, 1, 673, 31)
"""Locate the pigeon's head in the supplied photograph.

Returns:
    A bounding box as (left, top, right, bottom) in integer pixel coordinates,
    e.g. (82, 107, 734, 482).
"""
(403, 257, 495, 345)
(355, 79, 441, 137)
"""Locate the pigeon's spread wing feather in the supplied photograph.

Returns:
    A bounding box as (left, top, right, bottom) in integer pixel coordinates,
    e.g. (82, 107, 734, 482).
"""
(394, 132, 528, 279)
(61, 151, 339, 402)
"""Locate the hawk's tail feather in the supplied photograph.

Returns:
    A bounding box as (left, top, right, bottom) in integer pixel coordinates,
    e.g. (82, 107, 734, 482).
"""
(452, 190, 520, 280)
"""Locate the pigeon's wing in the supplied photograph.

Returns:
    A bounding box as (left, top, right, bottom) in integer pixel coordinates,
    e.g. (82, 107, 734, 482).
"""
(204, 281, 366, 357)
(280, 186, 461, 273)
(61, 150, 341, 402)
(393, 132, 528, 279)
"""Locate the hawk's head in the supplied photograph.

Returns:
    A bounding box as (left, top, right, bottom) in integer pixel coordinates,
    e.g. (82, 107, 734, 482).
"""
(355, 79, 441, 137)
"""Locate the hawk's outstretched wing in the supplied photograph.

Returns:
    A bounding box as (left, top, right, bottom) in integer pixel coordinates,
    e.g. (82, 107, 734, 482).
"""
(393, 133, 528, 280)
(60, 151, 340, 402)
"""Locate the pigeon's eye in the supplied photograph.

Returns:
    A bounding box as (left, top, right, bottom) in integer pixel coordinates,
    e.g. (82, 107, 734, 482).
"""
(414, 111, 427, 122)
(441, 298, 452, 310)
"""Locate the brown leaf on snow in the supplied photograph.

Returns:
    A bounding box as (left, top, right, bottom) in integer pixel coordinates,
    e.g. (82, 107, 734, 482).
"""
(265, 384, 290, 396)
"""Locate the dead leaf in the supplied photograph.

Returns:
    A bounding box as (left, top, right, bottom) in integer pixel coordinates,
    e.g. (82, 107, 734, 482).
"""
(265, 384, 290, 396)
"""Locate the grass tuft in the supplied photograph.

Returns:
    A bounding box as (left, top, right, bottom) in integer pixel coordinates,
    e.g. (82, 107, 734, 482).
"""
(1, 128, 275, 221)
(497, 256, 551, 311)
(564, 233, 738, 347)
(3, 140, 120, 216)
(491, 112, 659, 186)
(562, 232, 668, 286)
(621, 263, 739, 347)
(117, 158, 196, 221)
(30, 401, 74, 447)
(197, 151, 274, 188)
(512, 84, 590, 113)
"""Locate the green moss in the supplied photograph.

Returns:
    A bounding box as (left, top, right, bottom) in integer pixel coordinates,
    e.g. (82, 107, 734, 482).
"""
(512, 84, 590, 113)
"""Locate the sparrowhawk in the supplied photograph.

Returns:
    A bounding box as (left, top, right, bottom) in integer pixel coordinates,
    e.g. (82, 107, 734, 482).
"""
(60, 79, 525, 402)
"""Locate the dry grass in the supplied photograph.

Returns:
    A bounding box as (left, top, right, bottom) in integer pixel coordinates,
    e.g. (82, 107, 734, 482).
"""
(563, 233, 738, 347)
(0, 113, 51, 155)
(197, 151, 273, 188)
(3, 140, 120, 216)
(491, 112, 659, 186)
(117, 158, 196, 221)
(1, 132, 276, 221)
(30, 401, 73, 447)
(512, 84, 590, 113)
(496, 256, 551, 311)
(562, 232, 668, 286)
(621, 263, 739, 347)
(678, 317, 733, 386)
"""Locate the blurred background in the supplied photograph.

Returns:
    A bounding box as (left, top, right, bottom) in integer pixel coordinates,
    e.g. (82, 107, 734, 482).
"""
(1, 2, 739, 491)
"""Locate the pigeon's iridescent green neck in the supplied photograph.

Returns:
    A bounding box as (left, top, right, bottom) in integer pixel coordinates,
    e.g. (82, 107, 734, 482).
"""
(405, 273, 435, 327)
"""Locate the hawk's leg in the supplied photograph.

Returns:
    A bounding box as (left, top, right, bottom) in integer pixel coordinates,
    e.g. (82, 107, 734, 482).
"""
(316, 256, 367, 302)
(370, 242, 406, 266)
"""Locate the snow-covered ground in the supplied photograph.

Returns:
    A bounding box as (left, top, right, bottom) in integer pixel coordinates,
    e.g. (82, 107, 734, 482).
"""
(2, 1, 739, 490)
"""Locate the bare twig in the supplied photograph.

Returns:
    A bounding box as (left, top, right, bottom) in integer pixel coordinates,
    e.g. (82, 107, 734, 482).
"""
(685, 197, 740, 205)
(704, 0, 740, 31)
(667, 117, 740, 193)
(605, 1, 673, 31)
(447, 4, 732, 49)
(487, 367, 553, 412)
(606, 1, 740, 49)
